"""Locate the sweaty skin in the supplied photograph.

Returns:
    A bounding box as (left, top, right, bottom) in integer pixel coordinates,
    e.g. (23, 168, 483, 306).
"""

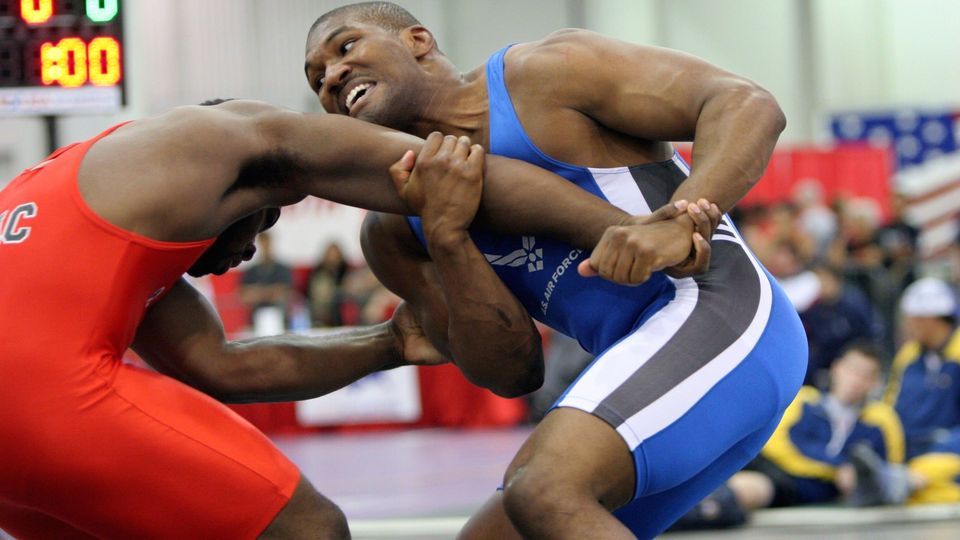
(366, 134, 718, 397)
(305, 20, 736, 397)
(80, 99, 671, 401)
(306, 17, 783, 539)
(47, 99, 677, 537)
(305, 25, 783, 214)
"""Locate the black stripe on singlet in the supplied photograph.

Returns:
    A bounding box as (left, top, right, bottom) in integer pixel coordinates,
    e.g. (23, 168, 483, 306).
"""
(583, 161, 763, 425)
(593, 242, 763, 422)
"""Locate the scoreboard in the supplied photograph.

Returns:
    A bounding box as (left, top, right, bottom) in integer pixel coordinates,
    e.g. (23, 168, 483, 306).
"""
(0, 0, 124, 116)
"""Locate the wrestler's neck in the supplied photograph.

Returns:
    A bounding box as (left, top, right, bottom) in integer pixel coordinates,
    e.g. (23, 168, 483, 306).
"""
(408, 59, 489, 146)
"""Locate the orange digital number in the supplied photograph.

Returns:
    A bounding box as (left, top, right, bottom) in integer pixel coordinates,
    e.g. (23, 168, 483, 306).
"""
(21, 0, 54, 25)
(41, 38, 89, 88)
(88, 37, 121, 86)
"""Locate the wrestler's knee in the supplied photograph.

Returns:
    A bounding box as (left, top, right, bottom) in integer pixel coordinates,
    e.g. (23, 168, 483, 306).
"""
(502, 460, 583, 529)
(261, 475, 349, 540)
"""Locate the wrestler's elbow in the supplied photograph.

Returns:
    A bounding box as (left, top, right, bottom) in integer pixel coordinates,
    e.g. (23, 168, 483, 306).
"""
(462, 342, 545, 398)
(735, 81, 786, 135)
(754, 88, 787, 135)
(473, 367, 544, 399)
(507, 362, 546, 398)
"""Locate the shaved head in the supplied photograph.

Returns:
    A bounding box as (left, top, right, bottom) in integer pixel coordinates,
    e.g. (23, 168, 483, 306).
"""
(310, 2, 421, 37)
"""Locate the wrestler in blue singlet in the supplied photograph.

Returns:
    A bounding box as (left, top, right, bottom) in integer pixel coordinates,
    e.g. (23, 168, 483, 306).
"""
(408, 46, 808, 538)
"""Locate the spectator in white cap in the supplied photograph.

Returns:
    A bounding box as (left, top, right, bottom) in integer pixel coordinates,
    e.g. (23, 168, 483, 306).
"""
(900, 277, 958, 321)
(884, 277, 960, 459)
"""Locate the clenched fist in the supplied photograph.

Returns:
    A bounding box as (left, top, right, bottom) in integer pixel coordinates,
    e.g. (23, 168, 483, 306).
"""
(389, 132, 485, 241)
(578, 199, 723, 285)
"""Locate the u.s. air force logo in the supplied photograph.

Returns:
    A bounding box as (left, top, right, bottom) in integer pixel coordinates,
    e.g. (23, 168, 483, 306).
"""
(484, 236, 543, 272)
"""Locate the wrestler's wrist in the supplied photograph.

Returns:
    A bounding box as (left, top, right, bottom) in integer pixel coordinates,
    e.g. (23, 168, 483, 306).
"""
(424, 224, 471, 252)
(671, 214, 698, 260)
(674, 213, 697, 235)
(621, 215, 645, 227)
(382, 321, 407, 370)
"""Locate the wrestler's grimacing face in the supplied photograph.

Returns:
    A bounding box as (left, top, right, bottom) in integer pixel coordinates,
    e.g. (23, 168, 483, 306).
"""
(188, 208, 279, 277)
(305, 20, 425, 130)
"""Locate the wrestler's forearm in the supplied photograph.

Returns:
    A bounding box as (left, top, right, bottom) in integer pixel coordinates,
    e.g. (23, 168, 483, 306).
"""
(477, 157, 630, 250)
(257, 111, 419, 214)
(215, 324, 403, 403)
(136, 278, 405, 403)
(260, 112, 630, 247)
(672, 87, 785, 212)
(426, 228, 543, 398)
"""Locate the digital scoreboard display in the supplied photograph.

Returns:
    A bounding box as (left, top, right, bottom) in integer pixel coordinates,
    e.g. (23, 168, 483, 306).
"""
(0, 0, 124, 116)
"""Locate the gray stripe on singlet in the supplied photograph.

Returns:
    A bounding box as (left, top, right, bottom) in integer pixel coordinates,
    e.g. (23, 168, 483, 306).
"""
(626, 160, 736, 230)
(626, 160, 687, 210)
(586, 161, 762, 424)
(593, 242, 762, 423)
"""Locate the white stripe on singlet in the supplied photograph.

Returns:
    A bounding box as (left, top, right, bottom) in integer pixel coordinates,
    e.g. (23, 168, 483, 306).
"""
(588, 167, 653, 216)
(615, 212, 773, 449)
(558, 279, 700, 418)
(557, 165, 700, 415)
(557, 156, 773, 451)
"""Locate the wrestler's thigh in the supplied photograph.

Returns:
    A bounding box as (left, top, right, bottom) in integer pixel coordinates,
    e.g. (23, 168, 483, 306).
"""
(9, 363, 301, 540)
(504, 407, 636, 509)
(0, 502, 97, 540)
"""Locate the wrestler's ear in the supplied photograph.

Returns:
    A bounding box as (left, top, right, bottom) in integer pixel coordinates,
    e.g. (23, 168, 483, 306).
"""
(402, 26, 436, 59)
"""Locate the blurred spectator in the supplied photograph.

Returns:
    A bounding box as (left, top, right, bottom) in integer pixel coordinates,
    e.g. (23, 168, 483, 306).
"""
(838, 200, 900, 341)
(901, 431, 960, 504)
(792, 179, 838, 262)
(672, 343, 901, 530)
(337, 266, 386, 326)
(767, 241, 819, 317)
(240, 233, 294, 333)
(835, 199, 898, 325)
(307, 242, 350, 327)
(948, 223, 960, 287)
(838, 197, 885, 271)
(870, 193, 920, 350)
(361, 285, 401, 324)
(848, 429, 960, 507)
(884, 277, 960, 459)
(876, 193, 919, 288)
(765, 240, 807, 281)
(730, 205, 766, 252)
(752, 203, 815, 271)
(800, 265, 885, 387)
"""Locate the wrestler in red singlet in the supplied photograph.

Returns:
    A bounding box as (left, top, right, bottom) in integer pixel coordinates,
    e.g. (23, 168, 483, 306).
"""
(0, 125, 300, 539)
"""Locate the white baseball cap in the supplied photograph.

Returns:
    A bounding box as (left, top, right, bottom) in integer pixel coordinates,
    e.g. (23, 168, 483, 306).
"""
(901, 277, 958, 317)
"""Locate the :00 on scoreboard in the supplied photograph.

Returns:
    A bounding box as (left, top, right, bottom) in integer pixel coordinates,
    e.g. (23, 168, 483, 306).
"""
(0, 0, 124, 89)
(0, 0, 124, 115)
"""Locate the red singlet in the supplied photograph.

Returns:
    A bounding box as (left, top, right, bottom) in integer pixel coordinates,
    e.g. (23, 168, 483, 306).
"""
(0, 125, 299, 539)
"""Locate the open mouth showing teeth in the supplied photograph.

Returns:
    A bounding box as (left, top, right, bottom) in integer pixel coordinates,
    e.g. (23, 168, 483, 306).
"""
(345, 83, 373, 112)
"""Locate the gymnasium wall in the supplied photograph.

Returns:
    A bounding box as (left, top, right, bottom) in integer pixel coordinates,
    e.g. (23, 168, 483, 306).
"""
(3, 0, 960, 189)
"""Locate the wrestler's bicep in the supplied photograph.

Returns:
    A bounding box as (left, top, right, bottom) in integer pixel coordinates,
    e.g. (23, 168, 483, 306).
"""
(528, 30, 735, 142)
(360, 212, 453, 359)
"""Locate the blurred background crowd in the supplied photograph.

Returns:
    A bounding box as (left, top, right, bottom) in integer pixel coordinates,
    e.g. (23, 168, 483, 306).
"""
(4, 0, 960, 530)
(212, 176, 960, 526)
(230, 183, 960, 409)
